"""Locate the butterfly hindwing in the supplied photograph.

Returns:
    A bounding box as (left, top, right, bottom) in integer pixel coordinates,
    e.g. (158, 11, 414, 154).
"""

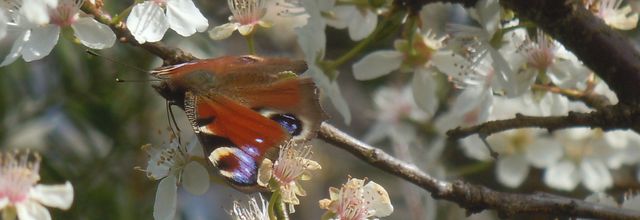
(185, 92, 287, 186)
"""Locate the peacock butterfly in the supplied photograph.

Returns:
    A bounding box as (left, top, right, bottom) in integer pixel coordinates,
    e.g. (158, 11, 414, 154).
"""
(151, 55, 325, 191)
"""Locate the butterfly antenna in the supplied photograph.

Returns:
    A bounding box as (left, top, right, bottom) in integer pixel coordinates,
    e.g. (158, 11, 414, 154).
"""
(114, 76, 161, 83)
(86, 49, 150, 74)
(166, 100, 182, 145)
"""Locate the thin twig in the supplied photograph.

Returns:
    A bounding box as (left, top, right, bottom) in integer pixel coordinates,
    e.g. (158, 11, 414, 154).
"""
(82, 2, 196, 65)
(532, 83, 611, 109)
(318, 123, 640, 219)
(446, 104, 640, 140)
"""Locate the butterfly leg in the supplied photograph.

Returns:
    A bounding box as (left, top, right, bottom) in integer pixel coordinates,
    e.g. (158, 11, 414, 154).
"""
(166, 100, 183, 145)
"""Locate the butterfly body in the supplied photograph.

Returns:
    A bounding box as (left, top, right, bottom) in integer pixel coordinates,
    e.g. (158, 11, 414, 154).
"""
(152, 55, 324, 191)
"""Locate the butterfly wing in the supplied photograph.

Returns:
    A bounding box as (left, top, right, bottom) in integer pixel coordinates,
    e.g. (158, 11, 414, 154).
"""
(227, 76, 325, 141)
(185, 92, 287, 186)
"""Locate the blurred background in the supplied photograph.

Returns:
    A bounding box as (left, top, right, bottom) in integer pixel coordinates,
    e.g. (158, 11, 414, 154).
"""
(1, 0, 640, 219)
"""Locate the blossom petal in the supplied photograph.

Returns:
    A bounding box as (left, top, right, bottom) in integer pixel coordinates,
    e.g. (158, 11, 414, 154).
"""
(237, 24, 256, 36)
(126, 2, 169, 44)
(352, 50, 403, 80)
(71, 17, 116, 49)
(310, 66, 351, 124)
(471, 0, 499, 36)
(544, 161, 579, 191)
(325, 5, 350, 29)
(257, 158, 273, 187)
(579, 159, 612, 192)
(1, 29, 29, 67)
(412, 68, 439, 116)
(20, 0, 52, 25)
(348, 8, 377, 41)
(0, 198, 9, 209)
(460, 135, 492, 161)
(22, 25, 60, 62)
(16, 200, 51, 220)
(363, 181, 393, 217)
(209, 23, 239, 40)
(0, 10, 7, 40)
(181, 161, 210, 195)
(166, 0, 209, 36)
(154, 176, 177, 220)
(526, 138, 563, 168)
(496, 154, 529, 188)
(30, 182, 74, 210)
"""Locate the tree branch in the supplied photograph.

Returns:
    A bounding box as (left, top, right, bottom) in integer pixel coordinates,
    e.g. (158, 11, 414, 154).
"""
(318, 123, 640, 219)
(82, 3, 196, 65)
(447, 104, 640, 140)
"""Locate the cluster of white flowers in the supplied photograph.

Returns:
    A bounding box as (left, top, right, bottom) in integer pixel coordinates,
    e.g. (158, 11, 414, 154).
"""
(0, 0, 116, 66)
(317, 0, 640, 195)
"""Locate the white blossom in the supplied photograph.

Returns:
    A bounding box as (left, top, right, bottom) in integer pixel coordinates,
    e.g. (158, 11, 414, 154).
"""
(209, 0, 271, 40)
(362, 85, 430, 149)
(319, 178, 393, 220)
(142, 139, 209, 220)
(590, 0, 639, 30)
(352, 28, 445, 116)
(126, 0, 208, 44)
(324, 4, 378, 41)
(512, 29, 590, 88)
(458, 95, 564, 187)
(543, 128, 640, 192)
(0, 151, 74, 220)
(257, 141, 320, 213)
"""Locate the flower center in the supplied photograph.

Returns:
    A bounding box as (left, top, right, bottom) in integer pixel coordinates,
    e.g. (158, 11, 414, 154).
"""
(157, 146, 189, 177)
(49, 0, 81, 27)
(272, 142, 312, 184)
(228, 0, 266, 25)
(152, 0, 167, 7)
(337, 186, 369, 220)
(0, 152, 41, 204)
(524, 31, 556, 72)
(504, 130, 533, 155)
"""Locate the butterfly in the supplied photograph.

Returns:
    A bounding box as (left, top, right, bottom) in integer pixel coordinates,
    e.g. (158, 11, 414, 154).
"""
(151, 55, 325, 191)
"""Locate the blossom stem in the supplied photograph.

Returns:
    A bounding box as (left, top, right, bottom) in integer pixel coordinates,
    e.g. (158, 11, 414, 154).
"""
(2, 208, 17, 220)
(268, 190, 281, 220)
(404, 15, 419, 57)
(448, 161, 492, 177)
(112, 5, 134, 25)
(245, 34, 256, 55)
(274, 195, 290, 220)
(324, 12, 402, 79)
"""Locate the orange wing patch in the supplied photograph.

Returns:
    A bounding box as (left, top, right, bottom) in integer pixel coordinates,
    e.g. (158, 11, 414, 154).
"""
(196, 95, 288, 155)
